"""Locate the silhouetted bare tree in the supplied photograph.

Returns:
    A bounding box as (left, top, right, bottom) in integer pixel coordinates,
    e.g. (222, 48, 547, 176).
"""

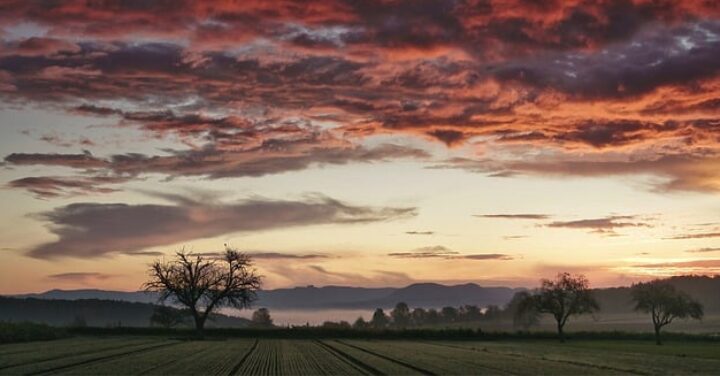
(518, 273, 599, 341)
(631, 280, 703, 345)
(144, 249, 261, 337)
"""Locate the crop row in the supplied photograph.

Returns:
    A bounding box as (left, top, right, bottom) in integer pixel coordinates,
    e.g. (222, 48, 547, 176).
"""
(339, 340, 615, 375)
(0, 337, 154, 368)
(233, 339, 368, 375)
(1, 338, 171, 374)
(433, 340, 720, 375)
(3, 338, 720, 375)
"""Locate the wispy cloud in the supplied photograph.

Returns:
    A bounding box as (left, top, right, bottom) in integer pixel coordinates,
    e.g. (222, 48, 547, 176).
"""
(388, 245, 513, 261)
(545, 215, 652, 235)
(250, 252, 331, 260)
(405, 231, 434, 235)
(47, 272, 115, 283)
(278, 265, 416, 287)
(475, 214, 550, 220)
(502, 235, 528, 240)
(685, 247, 720, 253)
(6, 176, 129, 199)
(667, 232, 720, 240)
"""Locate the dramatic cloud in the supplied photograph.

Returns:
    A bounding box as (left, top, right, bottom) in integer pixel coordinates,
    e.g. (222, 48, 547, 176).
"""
(4, 143, 428, 194)
(437, 154, 720, 193)
(493, 21, 720, 99)
(4, 151, 106, 169)
(475, 214, 549, 220)
(388, 245, 513, 260)
(0, 1, 719, 200)
(1, 0, 720, 292)
(28, 194, 416, 259)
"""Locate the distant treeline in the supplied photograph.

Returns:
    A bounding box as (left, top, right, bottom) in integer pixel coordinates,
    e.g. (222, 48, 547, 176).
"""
(0, 297, 250, 328)
(0, 322, 69, 344)
(320, 303, 514, 330)
(315, 275, 720, 330)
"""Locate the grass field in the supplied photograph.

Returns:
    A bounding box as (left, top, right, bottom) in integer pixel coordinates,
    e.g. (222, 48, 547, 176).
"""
(1, 337, 719, 375)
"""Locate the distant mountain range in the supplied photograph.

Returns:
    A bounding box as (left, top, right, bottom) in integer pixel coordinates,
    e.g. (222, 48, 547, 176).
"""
(13, 283, 523, 310)
(10, 276, 720, 314)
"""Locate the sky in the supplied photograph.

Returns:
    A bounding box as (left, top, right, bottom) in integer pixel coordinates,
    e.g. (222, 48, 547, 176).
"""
(1, 0, 720, 294)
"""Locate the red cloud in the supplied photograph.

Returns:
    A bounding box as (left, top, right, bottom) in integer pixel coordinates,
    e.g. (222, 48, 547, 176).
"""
(0, 0, 719, 198)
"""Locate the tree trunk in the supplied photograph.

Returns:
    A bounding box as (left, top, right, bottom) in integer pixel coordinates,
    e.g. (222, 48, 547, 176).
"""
(193, 313, 206, 339)
(654, 324, 662, 346)
(557, 321, 565, 343)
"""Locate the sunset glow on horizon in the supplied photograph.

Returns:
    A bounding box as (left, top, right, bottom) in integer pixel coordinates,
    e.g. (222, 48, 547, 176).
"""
(1, 0, 720, 294)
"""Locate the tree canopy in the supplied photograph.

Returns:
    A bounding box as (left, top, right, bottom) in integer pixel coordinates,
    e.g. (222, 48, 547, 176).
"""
(631, 280, 703, 345)
(517, 272, 599, 341)
(144, 249, 261, 336)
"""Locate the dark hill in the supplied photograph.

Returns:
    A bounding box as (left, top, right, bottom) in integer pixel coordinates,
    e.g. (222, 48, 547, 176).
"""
(358, 283, 521, 309)
(0, 297, 250, 328)
(593, 275, 720, 314)
(255, 285, 395, 309)
(16, 289, 158, 304)
(13, 284, 522, 310)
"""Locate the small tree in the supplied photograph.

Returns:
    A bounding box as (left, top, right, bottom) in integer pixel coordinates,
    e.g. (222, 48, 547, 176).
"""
(321, 321, 352, 329)
(370, 308, 389, 329)
(250, 308, 274, 328)
(441, 306, 458, 323)
(144, 249, 262, 338)
(518, 273, 599, 342)
(150, 305, 187, 328)
(483, 305, 502, 321)
(353, 317, 369, 330)
(631, 280, 704, 345)
(425, 308, 440, 325)
(411, 308, 427, 326)
(507, 291, 540, 330)
(391, 302, 411, 328)
(461, 305, 482, 321)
